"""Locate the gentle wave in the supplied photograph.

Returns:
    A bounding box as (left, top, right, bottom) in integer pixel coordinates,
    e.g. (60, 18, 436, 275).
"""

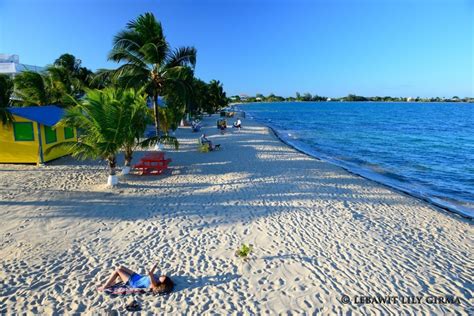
(241, 102, 474, 219)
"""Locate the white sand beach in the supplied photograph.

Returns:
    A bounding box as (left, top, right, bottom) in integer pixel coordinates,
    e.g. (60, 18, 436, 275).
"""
(0, 116, 472, 314)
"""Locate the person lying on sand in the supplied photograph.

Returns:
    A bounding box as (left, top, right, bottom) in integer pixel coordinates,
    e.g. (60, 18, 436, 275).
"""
(98, 264, 174, 294)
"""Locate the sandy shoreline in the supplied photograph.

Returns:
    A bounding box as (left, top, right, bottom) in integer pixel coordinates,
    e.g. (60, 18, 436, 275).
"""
(0, 115, 472, 314)
(251, 114, 474, 220)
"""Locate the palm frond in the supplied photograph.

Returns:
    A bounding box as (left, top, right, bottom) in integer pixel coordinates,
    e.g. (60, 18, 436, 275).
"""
(109, 43, 147, 67)
(45, 141, 98, 160)
(0, 74, 14, 107)
(111, 30, 145, 60)
(107, 63, 150, 89)
(140, 134, 179, 150)
(13, 71, 48, 105)
(165, 46, 197, 69)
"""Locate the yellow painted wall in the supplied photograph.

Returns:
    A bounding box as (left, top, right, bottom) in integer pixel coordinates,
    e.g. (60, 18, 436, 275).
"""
(41, 125, 77, 162)
(0, 115, 77, 164)
(0, 115, 40, 163)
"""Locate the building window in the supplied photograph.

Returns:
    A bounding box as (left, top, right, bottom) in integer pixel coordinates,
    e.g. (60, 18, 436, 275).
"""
(64, 127, 74, 139)
(13, 122, 34, 141)
(44, 126, 57, 144)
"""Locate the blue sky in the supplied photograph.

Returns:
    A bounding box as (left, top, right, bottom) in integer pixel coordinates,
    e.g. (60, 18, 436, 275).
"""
(0, 0, 472, 97)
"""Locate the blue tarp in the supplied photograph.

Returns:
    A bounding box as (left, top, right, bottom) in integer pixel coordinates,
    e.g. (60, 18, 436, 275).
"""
(8, 106, 65, 127)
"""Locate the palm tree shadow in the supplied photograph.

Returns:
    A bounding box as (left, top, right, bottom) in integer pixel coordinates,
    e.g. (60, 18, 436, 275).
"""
(172, 273, 240, 293)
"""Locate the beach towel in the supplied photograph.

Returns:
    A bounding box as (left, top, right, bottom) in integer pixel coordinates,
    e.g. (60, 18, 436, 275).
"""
(100, 282, 151, 296)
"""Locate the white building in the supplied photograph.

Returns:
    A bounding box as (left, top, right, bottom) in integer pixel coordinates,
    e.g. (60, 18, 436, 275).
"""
(0, 54, 44, 77)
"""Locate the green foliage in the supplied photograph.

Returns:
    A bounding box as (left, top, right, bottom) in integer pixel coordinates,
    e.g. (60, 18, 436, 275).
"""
(47, 88, 149, 176)
(0, 74, 14, 125)
(206, 80, 228, 113)
(188, 78, 228, 115)
(54, 53, 81, 72)
(13, 71, 74, 106)
(12, 53, 94, 107)
(266, 93, 284, 102)
(54, 53, 93, 90)
(140, 134, 179, 150)
(0, 74, 13, 107)
(235, 244, 253, 259)
(188, 78, 210, 115)
(234, 93, 474, 103)
(117, 88, 150, 166)
(90, 68, 118, 89)
(107, 12, 197, 136)
(343, 94, 368, 101)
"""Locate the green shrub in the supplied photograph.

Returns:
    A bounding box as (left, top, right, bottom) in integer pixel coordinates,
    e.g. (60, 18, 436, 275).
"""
(235, 244, 253, 259)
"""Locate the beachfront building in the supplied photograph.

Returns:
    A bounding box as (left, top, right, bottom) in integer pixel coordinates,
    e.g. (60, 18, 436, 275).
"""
(0, 54, 44, 77)
(0, 106, 77, 164)
(239, 94, 249, 101)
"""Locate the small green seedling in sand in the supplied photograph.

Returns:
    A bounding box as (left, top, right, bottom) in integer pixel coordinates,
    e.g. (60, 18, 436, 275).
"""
(235, 244, 253, 260)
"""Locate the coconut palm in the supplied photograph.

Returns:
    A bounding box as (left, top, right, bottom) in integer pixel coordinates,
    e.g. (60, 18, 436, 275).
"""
(12, 70, 74, 107)
(0, 74, 13, 125)
(207, 80, 228, 113)
(109, 88, 178, 174)
(53, 53, 93, 96)
(47, 88, 133, 186)
(108, 12, 196, 138)
(120, 89, 150, 174)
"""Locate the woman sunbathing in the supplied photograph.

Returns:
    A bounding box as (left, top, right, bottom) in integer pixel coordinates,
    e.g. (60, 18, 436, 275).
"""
(98, 264, 174, 294)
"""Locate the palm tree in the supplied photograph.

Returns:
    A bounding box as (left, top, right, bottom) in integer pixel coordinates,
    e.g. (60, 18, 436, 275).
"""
(189, 78, 210, 116)
(47, 88, 133, 186)
(53, 53, 93, 96)
(207, 80, 228, 113)
(0, 74, 13, 125)
(13, 71, 74, 107)
(120, 89, 150, 174)
(108, 12, 196, 139)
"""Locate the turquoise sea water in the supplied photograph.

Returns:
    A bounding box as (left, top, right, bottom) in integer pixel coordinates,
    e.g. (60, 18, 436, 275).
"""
(241, 102, 474, 218)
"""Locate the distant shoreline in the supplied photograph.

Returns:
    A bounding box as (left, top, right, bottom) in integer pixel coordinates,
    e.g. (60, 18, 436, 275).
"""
(232, 100, 474, 105)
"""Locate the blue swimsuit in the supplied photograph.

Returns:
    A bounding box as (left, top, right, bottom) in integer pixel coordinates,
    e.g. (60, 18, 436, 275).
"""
(127, 273, 151, 288)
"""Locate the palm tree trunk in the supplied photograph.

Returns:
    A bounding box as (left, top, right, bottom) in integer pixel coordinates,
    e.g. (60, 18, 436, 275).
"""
(124, 148, 133, 167)
(153, 94, 160, 137)
(122, 147, 133, 175)
(153, 93, 164, 151)
(107, 155, 118, 186)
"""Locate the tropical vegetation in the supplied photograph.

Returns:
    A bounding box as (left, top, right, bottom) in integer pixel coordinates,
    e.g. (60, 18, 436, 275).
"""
(12, 70, 74, 106)
(47, 88, 147, 184)
(4, 12, 230, 184)
(106, 12, 197, 138)
(235, 244, 253, 260)
(0, 74, 13, 124)
(232, 92, 473, 103)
